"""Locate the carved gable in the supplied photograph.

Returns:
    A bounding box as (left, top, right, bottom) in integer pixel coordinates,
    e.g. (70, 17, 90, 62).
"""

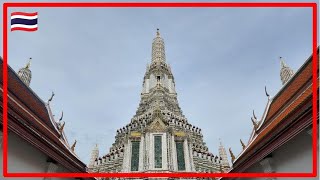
(148, 118, 167, 132)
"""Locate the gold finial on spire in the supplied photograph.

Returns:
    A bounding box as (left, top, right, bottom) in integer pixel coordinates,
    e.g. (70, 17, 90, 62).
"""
(26, 57, 31, 69)
(71, 140, 77, 151)
(58, 121, 65, 133)
(240, 139, 246, 150)
(229, 148, 235, 163)
(251, 117, 258, 132)
(156, 28, 160, 36)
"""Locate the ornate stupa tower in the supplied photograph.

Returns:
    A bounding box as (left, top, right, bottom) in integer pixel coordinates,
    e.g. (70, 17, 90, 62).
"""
(279, 57, 294, 85)
(89, 30, 223, 176)
(218, 139, 230, 172)
(17, 58, 32, 86)
(88, 144, 99, 168)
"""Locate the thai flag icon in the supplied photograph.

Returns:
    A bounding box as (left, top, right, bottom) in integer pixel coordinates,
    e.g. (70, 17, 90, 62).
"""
(11, 12, 38, 32)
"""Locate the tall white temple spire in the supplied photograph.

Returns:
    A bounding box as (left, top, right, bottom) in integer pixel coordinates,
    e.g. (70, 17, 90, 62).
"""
(151, 28, 166, 63)
(88, 144, 99, 168)
(90, 30, 222, 174)
(280, 57, 294, 85)
(218, 139, 230, 172)
(17, 57, 32, 86)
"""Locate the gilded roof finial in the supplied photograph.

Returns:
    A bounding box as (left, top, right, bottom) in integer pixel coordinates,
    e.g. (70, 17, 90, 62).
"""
(240, 139, 246, 150)
(156, 28, 160, 36)
(251, 117, 258, 132)
(71, 140, 77, 151)
(229, 148, 235, 163)
(58, 121, 65, 134)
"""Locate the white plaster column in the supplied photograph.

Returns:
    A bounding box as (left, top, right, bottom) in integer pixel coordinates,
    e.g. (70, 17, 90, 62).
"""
(144, 132, 149, 171)
(259, 157, 276, 180)
(183, 139, 191, 171)
(171, 135, 178, 171)
(139, 136, 144, 171)
(122, 139, 131, 172)
(147, 132, 153, 170)
(188, 142, 195, 172)
(43, 162, 58, 180)
(162, 133, 168, 170)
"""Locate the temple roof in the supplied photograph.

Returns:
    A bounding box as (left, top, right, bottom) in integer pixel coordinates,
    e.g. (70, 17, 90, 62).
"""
(227, 47, 319, 173)
(0, 57, 94, 176)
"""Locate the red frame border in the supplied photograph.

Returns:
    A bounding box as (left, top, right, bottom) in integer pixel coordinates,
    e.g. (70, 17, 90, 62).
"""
(2, 2, 318, 178)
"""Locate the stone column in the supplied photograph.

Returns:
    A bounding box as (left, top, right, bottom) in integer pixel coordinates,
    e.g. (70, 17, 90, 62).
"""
(147, 132, 153, 170)
(139, 136, 144, 171)
(183, 138, 191, 171)
(163, 133, 168, 170)
(259, 157, 276, 180)
(171, 135, 178, 171)
(122, 139, 131, 172)
(188, 142, 195, 172)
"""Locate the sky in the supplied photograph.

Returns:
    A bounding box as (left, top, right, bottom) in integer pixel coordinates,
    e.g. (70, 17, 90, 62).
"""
(1, 0, 317, 168)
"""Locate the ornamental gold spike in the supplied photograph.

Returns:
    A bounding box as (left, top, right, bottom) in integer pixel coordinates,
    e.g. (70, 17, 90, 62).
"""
(71, 140, 77, 151)
(229, 148, 235, 163)
(58, 121, 65, 134)
(240, 139, 246, 150)
(251, 117, 258, 132)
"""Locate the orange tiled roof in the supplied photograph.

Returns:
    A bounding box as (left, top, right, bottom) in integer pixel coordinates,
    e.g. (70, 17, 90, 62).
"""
(265, 57, 313, 123)
(249, 83, 314, 150)
(233, 50, 318, 166)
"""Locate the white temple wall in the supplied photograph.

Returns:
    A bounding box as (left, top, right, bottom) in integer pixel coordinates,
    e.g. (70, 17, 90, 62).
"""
(0, 132, 76, 180)
(241, 129, 318, 180)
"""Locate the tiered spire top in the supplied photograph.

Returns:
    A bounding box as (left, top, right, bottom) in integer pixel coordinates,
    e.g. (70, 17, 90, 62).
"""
(17, 57, 32, 86)
(218, 139, 230, 171)
(151, 28, 166, 63)
(279, 57, 294, 85)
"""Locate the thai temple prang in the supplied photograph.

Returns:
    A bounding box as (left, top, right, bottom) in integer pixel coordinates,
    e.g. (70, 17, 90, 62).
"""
(88, 29, 230, 175)
(279, 57, 294, 85)
(17, 57, 32, 86)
